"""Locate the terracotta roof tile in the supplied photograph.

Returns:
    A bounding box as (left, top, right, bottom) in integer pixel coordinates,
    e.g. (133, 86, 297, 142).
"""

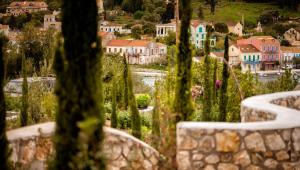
(281, 46, 300, 53)
(8, 1, 48, 8)
(237, 44, 260, 53)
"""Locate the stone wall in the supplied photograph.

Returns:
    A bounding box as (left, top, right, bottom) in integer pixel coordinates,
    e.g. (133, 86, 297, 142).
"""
(7, 122, 159, 170)
(177, 91, 300, 170)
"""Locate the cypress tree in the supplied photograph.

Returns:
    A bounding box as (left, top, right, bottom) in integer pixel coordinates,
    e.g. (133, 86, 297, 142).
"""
(0, 34, 10, 170)
(197, 4, 204, 20)
(124, 60, 142, 139)
(210, 0, 216, 14)
(111, 82, 118, 128)
(20, 53, 28, 127)
(127, 65, 141, 139)
(52, 0, 105, 169)
(212, 58, 217, 103)
(219, 36, 230, 122)
(202, 26, 212, 121)
(152, 81, 161, 149)
(122, 55, 129, 110)
(173, 0, 194, 122)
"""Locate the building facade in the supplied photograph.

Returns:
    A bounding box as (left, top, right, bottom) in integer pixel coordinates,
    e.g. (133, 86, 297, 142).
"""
(99, 21, 131, 34)
(281, 46, 300, 65)
(44, 13, 61, 31)
(156, 22, 176, 37)
(106, 40, 167, 65)
(98, 31, 116, 47)
(190, 20, 216, 49)
(227, 21, 243, 37)
(284, 27, 300, 47)
(6, 1, 48, 16)
(237, 36, 280, 70)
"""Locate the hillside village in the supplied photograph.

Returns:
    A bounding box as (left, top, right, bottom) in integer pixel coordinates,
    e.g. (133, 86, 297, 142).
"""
(0, 0, 300, 72)
(1, 0, 300, 170)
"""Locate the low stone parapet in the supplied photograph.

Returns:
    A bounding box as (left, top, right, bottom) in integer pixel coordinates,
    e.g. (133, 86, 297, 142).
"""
(7, 122, 160, 170)
(177, 91, 300, 170)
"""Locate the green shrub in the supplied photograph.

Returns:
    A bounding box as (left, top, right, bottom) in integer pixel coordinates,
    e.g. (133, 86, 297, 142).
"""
(5, 96, 21, 111)
(117, 110, 152, 129)
(118, 110, 131, 129)
(133, 11, 144, 19)
(104, 102, 112, 113)
(136, 94, 151, 109)
(141, 112, 152, 128)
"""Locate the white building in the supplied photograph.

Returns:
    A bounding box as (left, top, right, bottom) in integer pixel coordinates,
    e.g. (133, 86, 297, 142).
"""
(227, 21, 243, 37)
(281, 46, 300, 64)
(284, 27, 300, 47)
(44, 12, 61, 31)
(229, 44, 261, 72)
(156, 21, 176, 37)
(190, 20, 216, 49)
(106, 40, 167, 65)
(99, 21, 130, 34)
(6, 1, 48, 16)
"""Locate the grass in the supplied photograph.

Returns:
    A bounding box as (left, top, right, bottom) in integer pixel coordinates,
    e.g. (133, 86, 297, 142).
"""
(192, 1, 300, 24)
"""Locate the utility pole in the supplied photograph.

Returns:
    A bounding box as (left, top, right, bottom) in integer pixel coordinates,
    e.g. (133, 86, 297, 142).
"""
(175, 0, 179, 44)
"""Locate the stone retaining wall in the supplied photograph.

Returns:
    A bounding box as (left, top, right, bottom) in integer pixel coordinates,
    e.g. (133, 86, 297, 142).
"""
(177, 91, 300, 170)
(7, 123, 159, 170)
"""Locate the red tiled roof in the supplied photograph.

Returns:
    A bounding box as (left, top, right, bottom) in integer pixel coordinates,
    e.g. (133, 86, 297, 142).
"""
(107, 40, 152, 47)
(8, 1, 48, 8)
(281, 46, 300, 53)
(0, 24, 9, 29)
(237, 44, 260, 53)
(211, 52, 224, 58)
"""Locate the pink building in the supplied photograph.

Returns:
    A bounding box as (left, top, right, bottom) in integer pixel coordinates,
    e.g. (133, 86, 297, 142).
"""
(237, 36, 280, 70)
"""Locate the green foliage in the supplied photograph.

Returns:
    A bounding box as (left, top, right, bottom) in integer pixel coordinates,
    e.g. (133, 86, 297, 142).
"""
(122, 55, 129, 110)
(152, 81, 161, 149)
(20, 54, 28, 127)
(0, 33, 11, 170)
(202, 27, 213, 121)
(52, 0, 105, 169)
(219, 36, 230, 122)
(118, 110, 131, 129)
(5, 96, 21, 111)
(131, 25, 142, 39)
(133, 10, 144, 19)
(142, 22, 156, 35)
(127, 66, 142, 139)
(111, 83, 118, 128)
(197, 4, 204, 19)
(173, 0, 194, 122)
(164, 31, 176, 46)
(136, 94, 151, 109)
(214, 23, 229, 33)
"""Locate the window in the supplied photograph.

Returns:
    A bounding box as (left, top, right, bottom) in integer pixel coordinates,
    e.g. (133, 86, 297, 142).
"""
(199, 27, 202, 32)
(114, 48, 117, 52)
(244, 56, 246, 60)
(202, 34, 204, 39)
(140, 49, 142, 53)
(248, 55, 251, 61)
(253, 55, 255, 61)
(258, 55, 260, 60)
(120, 48, 122, 52)
(108, 48, 111, 53)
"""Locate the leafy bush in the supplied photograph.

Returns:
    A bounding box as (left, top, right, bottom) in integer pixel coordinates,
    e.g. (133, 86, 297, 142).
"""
(136, 94, 151, 109)
(118, 110, 131, 129)
(117, 110, 152, 129)
(104, 102, 112, 113)
(133, 11, 144, 19)
(214, 23, 229, 33)
(5, 96, 21, 111)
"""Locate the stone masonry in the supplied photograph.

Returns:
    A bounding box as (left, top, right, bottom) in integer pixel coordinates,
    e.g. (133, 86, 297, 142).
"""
(177, 91, 300, 170)
(7, 123, 160, 170)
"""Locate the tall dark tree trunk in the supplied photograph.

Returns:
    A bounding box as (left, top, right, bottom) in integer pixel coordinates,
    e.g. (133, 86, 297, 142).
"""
(219, 36, 229, 122)
(52, 0, 105, 169)
(173, 0, 194, 122)
(202, 26, 213, 121)
(152, 81, 161, 149)
(0, 34, 10, 170)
